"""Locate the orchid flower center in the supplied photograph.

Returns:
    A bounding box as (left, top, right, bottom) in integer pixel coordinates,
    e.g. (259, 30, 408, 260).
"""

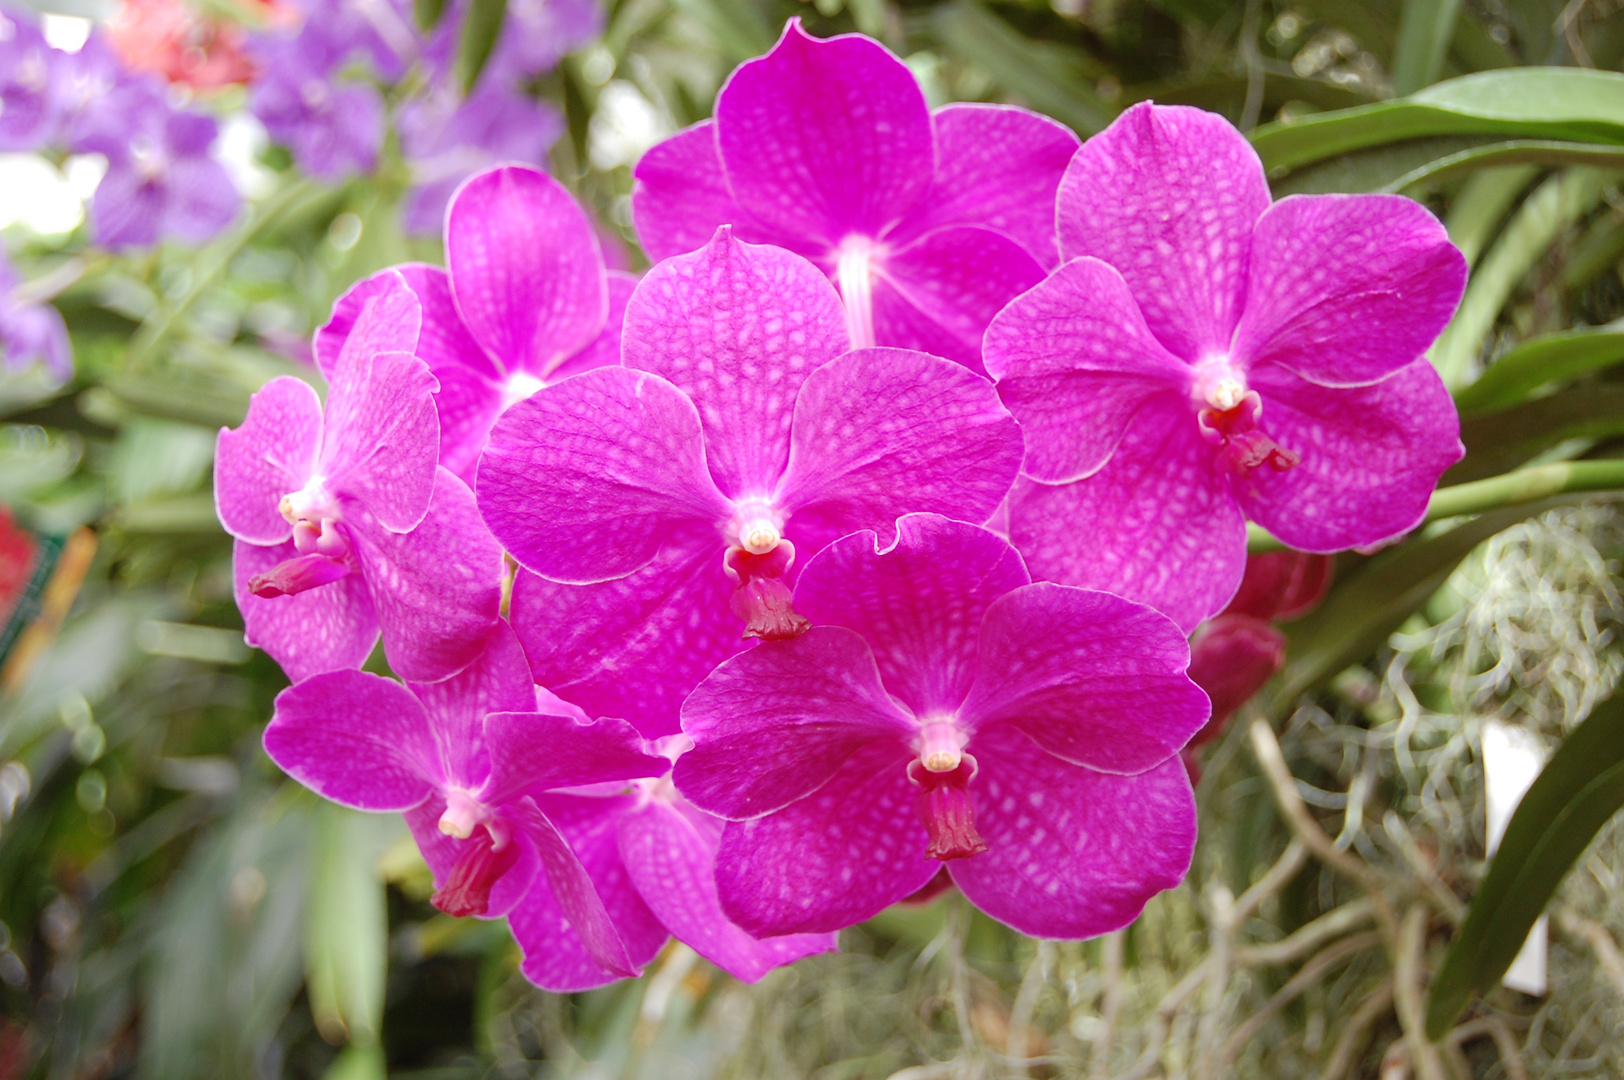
(1192, 355, 1247, 412)
(502, 370, 547, 410)
(129, 136, 170, 183)
(1190, 356, 1303, 477)
(279, 474, 338, 526)
(834, 234, 881, 351)
(722, 500, 808, 641)
(907, 728, 988, 862)
(432, 794, 520, 919)
(728, 499, 784, 555)
(917, 719, 964, 773)
(437, 789, 511, 848)
(300, 77, 330, 110)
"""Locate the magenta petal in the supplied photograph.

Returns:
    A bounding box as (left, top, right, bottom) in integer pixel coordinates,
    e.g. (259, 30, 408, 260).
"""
(713, 740, 937, 937)
(1057, 102, 1270, 363)
(406, 796, 540, 919)
(509, 542, 739, 740)
(715, 20, 933, 246)
(893, 104, 1078, 267)
(776, 348, 1023, 554)
(480, 713, 666, 806)
(950, 726, 1195, 939)
(348, 469, 503, 683)
(508, 794, 667, 991)
(479, 367, 730, 583)
(870, 226, 1045, 374)
(215, 376, 323, 544)
(234, 538, 378, 682)
(793, 515, 1028, 718)
(631, 122, 755, 262)
(264, 669, 439, 809)
(984, 257, 1191, 484)
(325, 269, 422, 384)
(618, 798, 837, 982)
(549, 270, 638, 383)
(427, 358, 503, 487)
(1232, 194, 1467, 388)
(1007, 396, 1246, 633)
(675, 626, 915, 820)
(1237, 361, 1463, 552)
(622, 228, 848, 499)
(322, 350, 441, 534)
(959, 583, 1208, 773)
(445, 165, 608, 378)
(407, 619, 535, 792)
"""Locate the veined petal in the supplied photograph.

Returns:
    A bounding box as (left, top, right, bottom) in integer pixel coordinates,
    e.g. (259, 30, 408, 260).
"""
(950, 726, 1196, 939)
(549, 270, 639, 383)
(1236, 361, 1463, 552)
(1057, 102, 1269, 363)
(1007, 395, 1247, 633)
(618, 798, 837, 982)
(215, 376, 323, 544)
(631, 122, 758, 262)
(429, 358, 504, 487)
(959, 583, 1208, 773)
(792, 515, 1029, 719)
(349, 469, 503, 682)
(1231, 194, 1467, 387)
(234, 538, 378, 682)
(675, 626, 915, 820)
(509, 541, 742, 740)
(775, 348, 1023, 554)
(265, 669, 441, 809)
(508, 794, 667, 991)
(480, 713, 667, 807)
(712, 740, 937, 937)
(405, 795, 539, 919)
(407, 619, 535, 793)
(324, 269, 422, 386)
(316, 264, 501, 384)
(478, 367, 731, 584)
(896, 104, 1079, 267)
(984, 257, 1190, 484)
(445, 165, 608, 378)
(715, 19, 934, 246)
(622, 228, 848, 500)
(870, 226, 1046, 374)
(322, 347, 441, 534)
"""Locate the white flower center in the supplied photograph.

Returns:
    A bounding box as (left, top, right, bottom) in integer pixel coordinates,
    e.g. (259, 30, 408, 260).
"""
(278, 474, 337, 525)
(1193, 355, 1247, 411)
(502, 370, 547, 409)
(438, 789, 510, 849)
(729, 499, 784, 555)
(917, 719, 965, 774)
(835, 234, 880, 351)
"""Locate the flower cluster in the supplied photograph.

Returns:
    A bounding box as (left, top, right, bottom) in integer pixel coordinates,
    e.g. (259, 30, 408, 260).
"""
(224, 21, 1467, 989)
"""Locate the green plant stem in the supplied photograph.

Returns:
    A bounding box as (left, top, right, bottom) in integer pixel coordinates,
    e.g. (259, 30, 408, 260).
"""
(1247, 458, 1624, 552)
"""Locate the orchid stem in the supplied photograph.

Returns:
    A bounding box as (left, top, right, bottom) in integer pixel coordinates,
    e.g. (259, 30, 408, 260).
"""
(1246, 458, 1624, 552)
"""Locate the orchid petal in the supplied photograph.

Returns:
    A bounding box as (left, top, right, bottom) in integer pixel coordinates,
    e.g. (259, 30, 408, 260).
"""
(478, 367, 730, 584)
(675, 626, 915, 820)
(715, 19, 933, 246)
(1231, 194, 1467, 387)
(407, 619, 536, 793)
(405, 794, 539, 918)
(322, 342, 441, 535)
(631, 122, 757, 262)
(792, 515, 1029, 718)
(549, 269, 639, 383)
(479, 713, 666, 807)
(950, 726, 1196, 939)
(234, 538, 378, 682)
(775, 348, 1023, 554)
(984, 257, 1190, 484)
(960, 583, 1208, 773)
(445, 165, 608, 378)
(1057, 102, 1269, 363)
(622, 228, 849, 500)
(215, 376, 322, 544)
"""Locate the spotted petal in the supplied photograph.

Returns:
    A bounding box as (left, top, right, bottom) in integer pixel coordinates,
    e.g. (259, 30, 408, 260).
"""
(407, 619, 536, 793)
(479, 713, 667, 807)
(215, 376, 323, 544)
(234, 538, 378, 682)
(631, 122, 760, 262)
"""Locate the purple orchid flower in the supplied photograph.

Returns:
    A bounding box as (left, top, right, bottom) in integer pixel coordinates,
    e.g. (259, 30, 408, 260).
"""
(496, 729, 836, 990)
(0, 6, 59, 152)
(75, 77, 240, 250)
(316, 165, 630, 484)
(0, 253, 72, 383)
(478, 227, 1024, 737)
(215, 271, 502, 682)
(397, 85, 564, 236)
(247, 25, 386, 181)
(482, 0, 601, 85)
(630, 19, 1078, 372)
(673, 513, 1207, 938)
(986, 102, 1468, 631)
(264, 621, 671, 985)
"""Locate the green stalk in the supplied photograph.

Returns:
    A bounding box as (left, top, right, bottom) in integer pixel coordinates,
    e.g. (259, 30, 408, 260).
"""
(1247, 458, 1624, 552)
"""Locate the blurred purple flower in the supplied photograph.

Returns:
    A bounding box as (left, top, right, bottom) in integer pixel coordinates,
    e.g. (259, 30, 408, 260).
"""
(317, 165, 628, 484)
(264, 621, 669, 987)
(397, 84, 563, 235)
(483, 0, 600, 84)
(0, 6, 59, 151)
(247, 25, 386, 181)
(673, 514, 1207, 938)
(631, 19, 1078, 371)
(480, 228, 1023, 738)
(0, 254, 72, 383)
(214, 272, 503, 682)
(986, 102, 1467, 631)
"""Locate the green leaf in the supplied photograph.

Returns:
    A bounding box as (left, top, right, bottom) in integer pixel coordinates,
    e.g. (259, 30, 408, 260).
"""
(1250, 68, 1624, 178)
(1443, 164, 1541, 267)
(305, 802, 392, 1049)
(413, 0, 447, 31)
(456, 0, 508, 96)
(1454, 324, 1624, 414)
(1425, 692, 1624, 1039)
(1390, 0, 1461, 96)
(1387, 140, 1624, 194)
(1449, 384, 1624, 483)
